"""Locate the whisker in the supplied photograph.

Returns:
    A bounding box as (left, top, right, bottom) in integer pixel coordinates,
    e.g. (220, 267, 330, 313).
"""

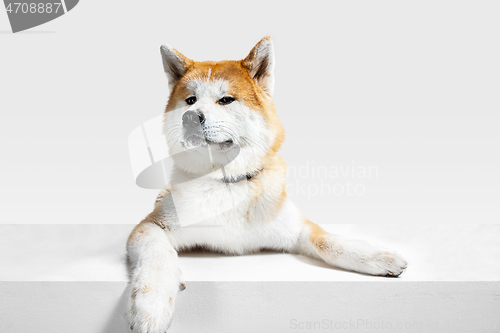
(167, 129, 179, 142)
(165, 124, 180, 137)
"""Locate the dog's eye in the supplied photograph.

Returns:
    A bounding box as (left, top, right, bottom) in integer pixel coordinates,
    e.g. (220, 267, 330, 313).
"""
(218, 96, 235, 106)
(185, 96, 197, 105)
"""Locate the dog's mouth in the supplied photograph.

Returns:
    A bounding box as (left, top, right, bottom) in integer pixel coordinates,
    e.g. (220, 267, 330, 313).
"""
(207, 139, 234, 149)
(182, 134, 234, 150)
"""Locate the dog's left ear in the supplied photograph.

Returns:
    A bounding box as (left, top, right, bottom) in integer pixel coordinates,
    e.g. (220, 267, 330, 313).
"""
(243, 36, 275, 96)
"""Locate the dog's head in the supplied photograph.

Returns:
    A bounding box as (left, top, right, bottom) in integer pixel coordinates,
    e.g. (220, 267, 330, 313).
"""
(161, 37, 284, 179)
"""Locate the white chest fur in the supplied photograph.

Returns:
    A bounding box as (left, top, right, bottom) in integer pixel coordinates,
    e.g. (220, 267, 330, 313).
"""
(156, 168, 302, 255)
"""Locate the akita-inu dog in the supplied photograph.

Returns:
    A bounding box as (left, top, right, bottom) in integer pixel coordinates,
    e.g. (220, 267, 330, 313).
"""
(126, 36, 407, 332)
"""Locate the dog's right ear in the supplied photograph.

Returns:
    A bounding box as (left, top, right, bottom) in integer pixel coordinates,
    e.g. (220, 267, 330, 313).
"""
(160, 45, 194, 91)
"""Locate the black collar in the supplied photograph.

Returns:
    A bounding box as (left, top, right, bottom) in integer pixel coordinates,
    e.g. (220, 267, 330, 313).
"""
(222, 169, 261, 184)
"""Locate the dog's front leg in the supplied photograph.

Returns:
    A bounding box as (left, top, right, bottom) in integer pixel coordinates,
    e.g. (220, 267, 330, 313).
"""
(295, 219, 408, 277)
(126, 219, 184, 333)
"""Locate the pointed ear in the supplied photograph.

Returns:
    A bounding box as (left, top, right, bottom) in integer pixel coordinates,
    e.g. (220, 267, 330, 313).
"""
(243, 36, 275, 96)
(160, 45, 194, 90)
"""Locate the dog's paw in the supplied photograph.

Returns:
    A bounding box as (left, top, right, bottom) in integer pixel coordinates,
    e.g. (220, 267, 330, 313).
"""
(127, 279, 184, 333)
(363, 249, 408, 277)
(358, 243, 408, 277)
(345, 240, 408, 277)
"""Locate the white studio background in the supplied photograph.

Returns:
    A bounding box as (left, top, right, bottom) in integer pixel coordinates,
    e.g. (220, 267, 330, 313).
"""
(0, 1, 499, 225)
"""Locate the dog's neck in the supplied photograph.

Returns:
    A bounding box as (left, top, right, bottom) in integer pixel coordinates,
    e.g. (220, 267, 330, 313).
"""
(221, 169, 261, 184)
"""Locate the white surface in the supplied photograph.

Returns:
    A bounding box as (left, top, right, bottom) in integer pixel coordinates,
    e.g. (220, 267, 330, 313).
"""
(1, 281, 499, 333)
(2, 224, 499, 281)
(1, 224, 499, 333)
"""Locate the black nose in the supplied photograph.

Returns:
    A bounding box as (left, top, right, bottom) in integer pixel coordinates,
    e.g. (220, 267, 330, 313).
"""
(182, 111, 205, 128)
